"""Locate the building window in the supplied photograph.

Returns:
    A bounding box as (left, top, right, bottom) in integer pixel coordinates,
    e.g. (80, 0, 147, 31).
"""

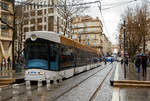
(24, 20, 29, 25)
(94, 42, 96, 46)
(44, 25, 47, 30)
(88, 34, 90, 39)
(27, 5, 29, 10)
(24, 27, 29, 32)
(48, 16, 54, 31)
(37, 25, 43, 30)
(37, 10, 43, 16)
(30, 19, 35, 24)
(34, 4, 36, 9)
(44, 9, 47, 15)
(30, 11, 35, 16)
(95, 34, 96, 39)
(48, 8, 54, 13)
(44, 17, 47, 22)
(37, 18, 42, 23)
(1, 15, 8, 23)
(30, 26, 35, 31)
(1, 2, 9, 11)
(24, 13, 29, 17)
(52, 0, 54, 5)
(1, 25, 8, 30)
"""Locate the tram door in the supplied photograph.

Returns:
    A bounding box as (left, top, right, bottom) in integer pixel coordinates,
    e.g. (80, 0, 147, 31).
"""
(49, 43, 59, 70)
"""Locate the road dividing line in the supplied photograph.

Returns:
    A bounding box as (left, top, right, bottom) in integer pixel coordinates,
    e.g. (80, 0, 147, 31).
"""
(114, 63, 119, 81)
(112, 87, 120, 101)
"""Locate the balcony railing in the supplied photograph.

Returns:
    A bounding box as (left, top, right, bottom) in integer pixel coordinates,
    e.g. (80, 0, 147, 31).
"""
(1, 31, 12, 38)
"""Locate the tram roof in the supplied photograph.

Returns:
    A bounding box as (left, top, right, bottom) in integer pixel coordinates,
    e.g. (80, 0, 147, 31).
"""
(26, 31, 61, 43)
(26, 31, 100, 55)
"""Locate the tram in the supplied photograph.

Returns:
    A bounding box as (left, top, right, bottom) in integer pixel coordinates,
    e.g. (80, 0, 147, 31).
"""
(24, 31, 101, 81)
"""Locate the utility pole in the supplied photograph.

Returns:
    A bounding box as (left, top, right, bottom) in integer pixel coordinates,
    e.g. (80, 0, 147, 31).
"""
(12, 0, 16, 70)
(123, 20, 126, 79)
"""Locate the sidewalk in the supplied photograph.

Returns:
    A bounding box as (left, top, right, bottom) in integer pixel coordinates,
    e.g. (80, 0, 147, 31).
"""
(0, 69, 25, 83)
(119, 63, 150, 81)
(111, 62, 150, 101)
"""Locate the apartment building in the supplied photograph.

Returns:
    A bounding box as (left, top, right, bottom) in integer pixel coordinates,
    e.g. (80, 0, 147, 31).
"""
(0, 0, 14, 64)
(101, 34, 112, 55)
(71, 16, 103, 53)
(23, 0, 70, 40)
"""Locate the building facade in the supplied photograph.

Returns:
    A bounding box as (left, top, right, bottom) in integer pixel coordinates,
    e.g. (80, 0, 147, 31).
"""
(23, 0, 70, 40)
(0, 0, 14, 66)
(71, 16, 103, 53)
(101, 34, 112, 55)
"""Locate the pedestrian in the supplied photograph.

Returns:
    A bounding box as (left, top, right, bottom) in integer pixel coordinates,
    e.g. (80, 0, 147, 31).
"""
(7, 56, 11, 70)
(111, 58, 113, 63)
(1, 57, 6, 71)
(141, 55, 147, 77)
(135, 56, 141, 80)
(135, 56, 141, 73)
(104, 59, 107, 65)
(125, 57, 128, 67)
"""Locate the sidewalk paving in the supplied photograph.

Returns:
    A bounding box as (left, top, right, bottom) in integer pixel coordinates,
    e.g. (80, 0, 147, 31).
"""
(112, 62, 150, 101)
(0, 70, 24, 80)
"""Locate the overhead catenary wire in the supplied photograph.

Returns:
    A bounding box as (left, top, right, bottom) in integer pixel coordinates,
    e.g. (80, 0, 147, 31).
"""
(102, 0, 139, 10)
(14, 0, 101, 7)
(102, 0, 137, 7)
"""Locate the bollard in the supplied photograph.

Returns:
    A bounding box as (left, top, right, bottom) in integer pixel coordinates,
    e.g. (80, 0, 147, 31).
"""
(53, 76, 58, 88)
(37, 86, 42, 96)
(26, 87, 32, 101)
(38, 80, 42, 87)
(26, 81, 31, 90)
(12, 84, 19, 101)
(58, 78, 63, 86)
(46, 79, 51, 91)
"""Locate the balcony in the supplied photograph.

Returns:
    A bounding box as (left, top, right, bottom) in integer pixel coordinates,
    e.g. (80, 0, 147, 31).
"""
(0, 31, 12, 41)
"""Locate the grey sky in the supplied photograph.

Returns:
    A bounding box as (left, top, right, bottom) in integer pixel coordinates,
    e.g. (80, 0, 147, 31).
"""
(85, 0, 143, 45)
(17, 0, 146, 45)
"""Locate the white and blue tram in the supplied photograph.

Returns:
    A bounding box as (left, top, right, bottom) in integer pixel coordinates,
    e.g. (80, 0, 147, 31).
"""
(24, 31, 101, 81)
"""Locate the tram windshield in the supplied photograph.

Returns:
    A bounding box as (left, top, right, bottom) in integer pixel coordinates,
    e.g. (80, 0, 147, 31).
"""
(25, 39, 48, 69)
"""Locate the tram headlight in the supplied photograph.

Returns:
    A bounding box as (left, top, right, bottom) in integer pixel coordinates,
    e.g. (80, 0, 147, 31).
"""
(31, 34, 37, 41)
(26, 71, 29, 74)
(38, 71, 45, 75)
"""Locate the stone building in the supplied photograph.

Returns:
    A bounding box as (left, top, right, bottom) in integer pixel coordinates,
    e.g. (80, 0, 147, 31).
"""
(22, 0, 70, 39)
(101, 34, 112, 55)
(71, 16, 103, 53)
(0, 0, 14, 66)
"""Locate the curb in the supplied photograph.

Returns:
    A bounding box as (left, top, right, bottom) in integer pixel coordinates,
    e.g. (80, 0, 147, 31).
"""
(112, 80, 150, 87)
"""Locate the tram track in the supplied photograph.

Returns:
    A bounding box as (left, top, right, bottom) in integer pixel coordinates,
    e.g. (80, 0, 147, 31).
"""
(89, 63, 114, 101)
(1, 63, 114, 101)
(53, 63, 113, 101)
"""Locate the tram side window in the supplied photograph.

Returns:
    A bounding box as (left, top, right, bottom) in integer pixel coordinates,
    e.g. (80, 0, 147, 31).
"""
(60, 45, 74, 69)
(49, 43, 58, 61)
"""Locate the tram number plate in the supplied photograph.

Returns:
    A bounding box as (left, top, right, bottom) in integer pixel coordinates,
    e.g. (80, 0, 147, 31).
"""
(29, 72, 37, 75)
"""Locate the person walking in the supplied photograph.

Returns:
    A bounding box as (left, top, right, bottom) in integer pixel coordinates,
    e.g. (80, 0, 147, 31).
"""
(135, 56, 141, 80)
(125, 57, 129, 67)
(141, 55, 147, 77)
(7, 56, 11, 70)
(1, 57, 6, 71)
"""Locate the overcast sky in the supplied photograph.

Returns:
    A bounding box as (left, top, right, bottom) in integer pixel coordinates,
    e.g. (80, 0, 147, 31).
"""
(85, 0, 144, 45)
(18, 0, 147, 45)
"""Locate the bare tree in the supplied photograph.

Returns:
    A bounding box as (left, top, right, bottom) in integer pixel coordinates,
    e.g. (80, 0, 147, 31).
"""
(56, 0, 90, 36)
(119, 4, 149, 60)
